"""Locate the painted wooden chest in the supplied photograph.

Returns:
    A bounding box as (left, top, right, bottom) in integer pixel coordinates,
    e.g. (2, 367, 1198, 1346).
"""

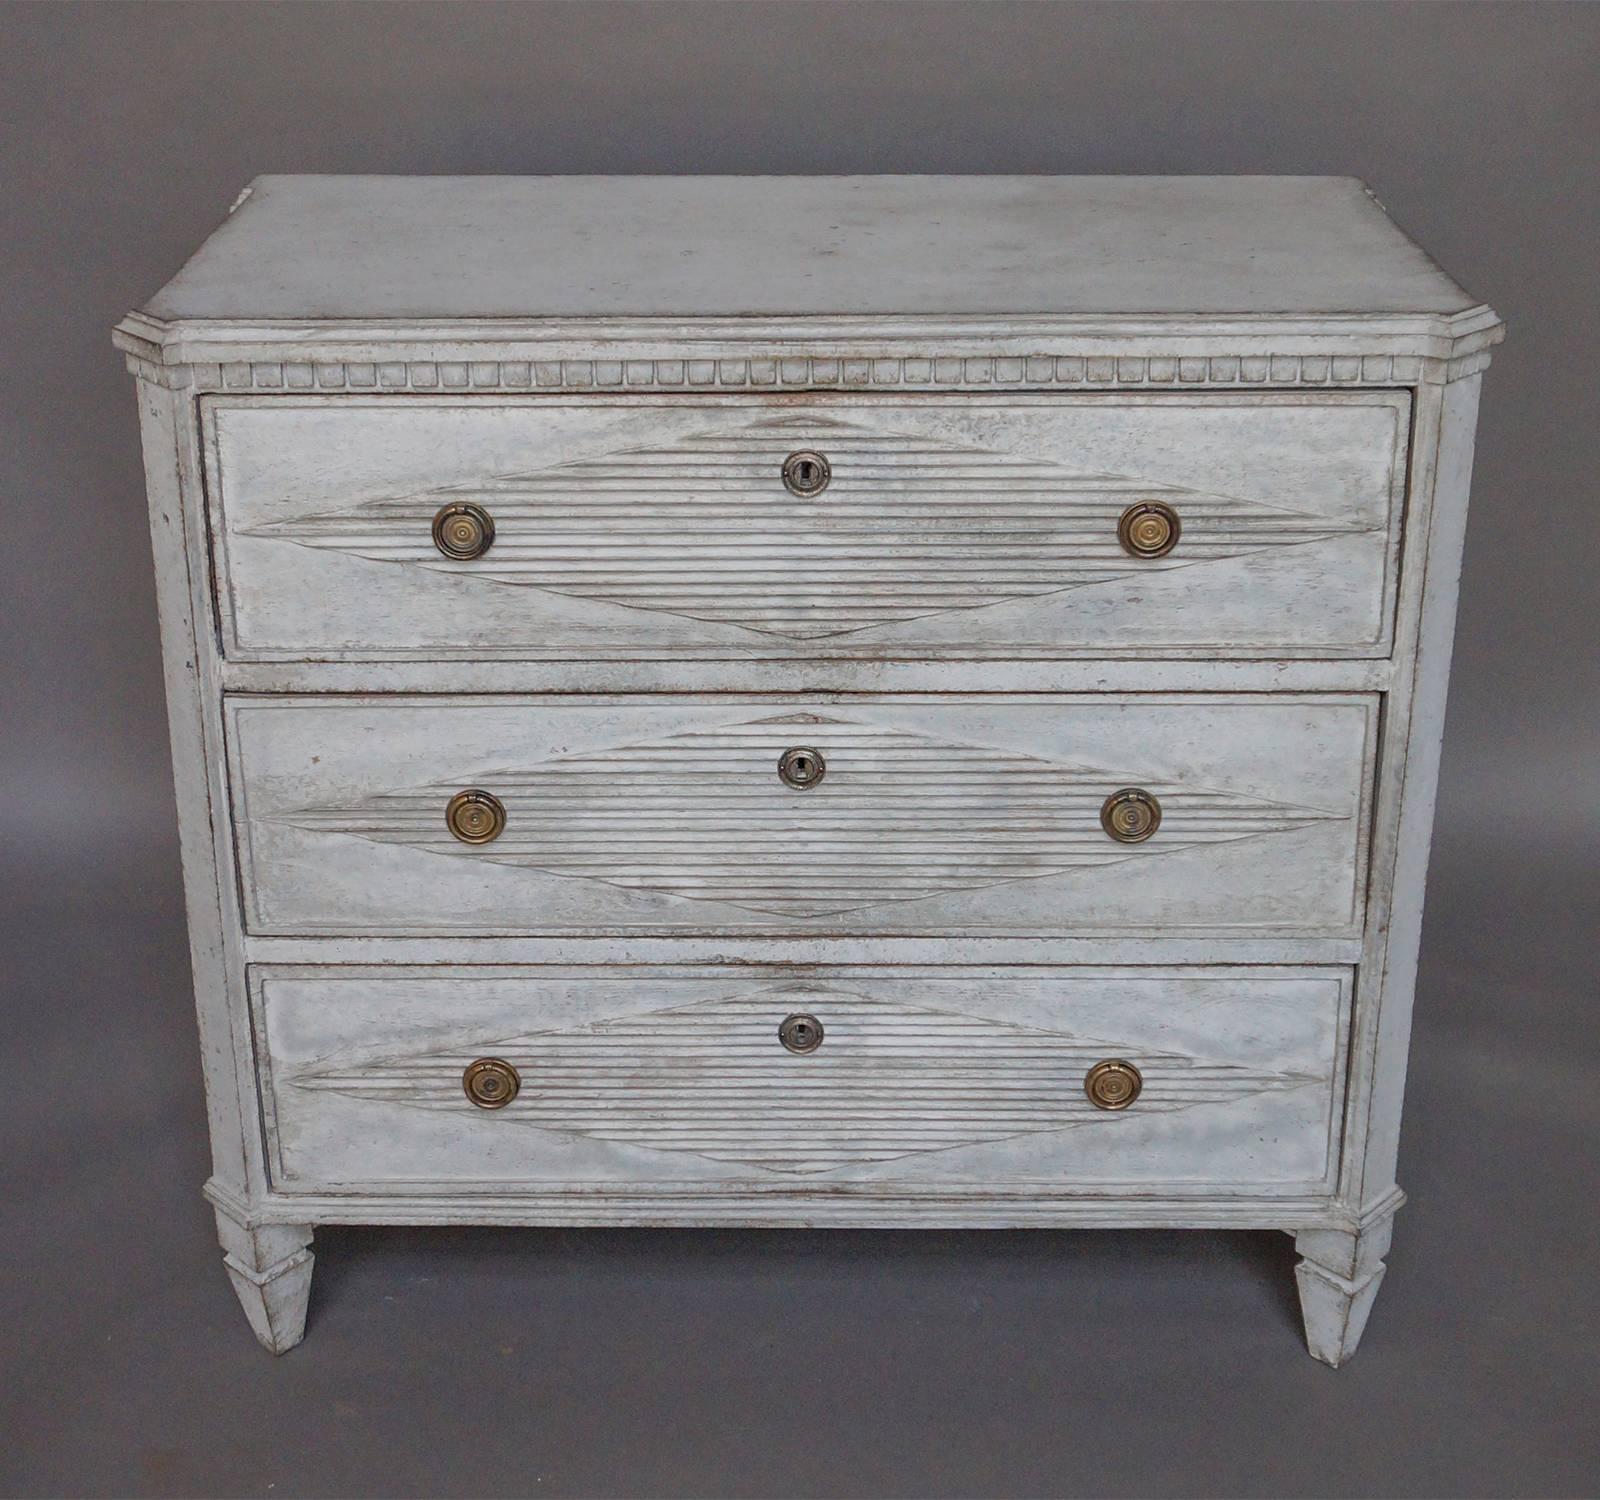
(117, 176, 1500, 1362)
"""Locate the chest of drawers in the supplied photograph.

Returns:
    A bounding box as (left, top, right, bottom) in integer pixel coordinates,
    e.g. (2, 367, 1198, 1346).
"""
(117, 175, 1500, 1364)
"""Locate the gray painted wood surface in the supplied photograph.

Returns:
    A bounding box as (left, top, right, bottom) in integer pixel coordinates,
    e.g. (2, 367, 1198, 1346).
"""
(254, 966, 1349, 1197)
(118, 174, 1501, 1365)
(227, 695, 1375, 939)
(205, 393, 1407, 660)
(142, 175, 1477, 320)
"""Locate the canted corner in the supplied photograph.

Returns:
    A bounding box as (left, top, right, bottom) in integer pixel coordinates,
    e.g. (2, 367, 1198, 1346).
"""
(113, 310, 190, 387)
(1437, 303, 1505, 383)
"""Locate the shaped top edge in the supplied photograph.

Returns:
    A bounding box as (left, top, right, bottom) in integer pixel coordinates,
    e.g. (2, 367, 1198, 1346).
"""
(127, 175, 1492, 327)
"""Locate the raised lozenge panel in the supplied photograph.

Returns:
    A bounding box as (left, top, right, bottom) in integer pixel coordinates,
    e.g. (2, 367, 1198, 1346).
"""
(227, 695, 1375, 938)
(205, 394, 1407, 660)
(253, 965, 1350, 1197)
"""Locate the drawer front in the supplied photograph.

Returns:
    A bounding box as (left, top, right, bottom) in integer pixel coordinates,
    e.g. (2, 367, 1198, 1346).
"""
(228, 695, 1375, 938)
(205, 393, 1407, 661)
(252, 965, 1350, 1197)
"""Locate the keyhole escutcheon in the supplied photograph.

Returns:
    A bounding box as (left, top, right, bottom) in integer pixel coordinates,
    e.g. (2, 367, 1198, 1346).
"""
(779, 1013, 825, 1054)
(778, 746, 827, 789)
(782, 450, 831, 497)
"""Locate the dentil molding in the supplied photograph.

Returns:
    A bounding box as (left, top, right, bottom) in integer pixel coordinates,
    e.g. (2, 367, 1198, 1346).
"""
(114, 307, 1502, 392)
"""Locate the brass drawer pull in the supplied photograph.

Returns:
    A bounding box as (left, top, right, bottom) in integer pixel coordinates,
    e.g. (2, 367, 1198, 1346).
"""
(446, 788, 506, 844)
(779, 1013, 825, 1054)
(463, 1057, 520, 1109)
(1101, 787, 1161, 843)
(782, 450, 831, 497)
(1117, 500, 1180, 558)
(1085, 1059, 1142, 1110)
(432, 501, 495, 560)
(778, 746, 826, 789)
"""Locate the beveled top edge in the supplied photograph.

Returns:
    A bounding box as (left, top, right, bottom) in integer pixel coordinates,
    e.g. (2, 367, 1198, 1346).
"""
(132, 174, 1488, 324)
(114, 303, 1505, 365)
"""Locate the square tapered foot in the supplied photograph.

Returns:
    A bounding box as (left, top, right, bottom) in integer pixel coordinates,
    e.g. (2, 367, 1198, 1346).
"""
(212, 1203, 315, 1354)
(1294, 1214, 1394, 1368)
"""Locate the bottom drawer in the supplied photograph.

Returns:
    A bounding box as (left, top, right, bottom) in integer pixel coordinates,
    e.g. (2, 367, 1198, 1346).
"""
(254, 966, 1351, 1202)
(253, 966, 1350, 1199)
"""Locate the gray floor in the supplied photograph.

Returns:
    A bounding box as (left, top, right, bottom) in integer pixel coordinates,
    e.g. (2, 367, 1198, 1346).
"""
(5, 819, 1596, 1499)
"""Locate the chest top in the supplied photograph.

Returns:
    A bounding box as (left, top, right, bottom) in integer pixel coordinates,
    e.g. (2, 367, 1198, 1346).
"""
(136, 173, 1479, 323)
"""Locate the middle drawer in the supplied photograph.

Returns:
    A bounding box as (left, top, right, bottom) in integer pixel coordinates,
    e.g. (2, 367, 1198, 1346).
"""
(228, 695, 1375, 939)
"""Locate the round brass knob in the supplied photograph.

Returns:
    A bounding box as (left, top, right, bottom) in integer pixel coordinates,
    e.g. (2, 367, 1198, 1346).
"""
(782, 450, 831, 497)
(432, 501, 495, 560)
(1101, 787, 1161, 843)
(779, 1013, 825, 1054)
(463, 1057, 520, 1109)
(446, 788, 506, 844)
(1085, 1059, 1142, 1111)
(1117, 501, 1181, 558)
(777, 746, 826, 790)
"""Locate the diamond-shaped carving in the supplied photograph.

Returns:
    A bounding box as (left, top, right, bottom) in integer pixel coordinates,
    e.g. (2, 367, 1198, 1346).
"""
(243, 414, 1370, 640)
(272, 713, 1345, 919)
(292, 983, 1318, 1175)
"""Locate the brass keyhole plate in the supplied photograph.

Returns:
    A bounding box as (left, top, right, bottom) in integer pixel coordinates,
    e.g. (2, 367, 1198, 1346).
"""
(779, 1013, 825, 1054)
(782, 450, 831, 497)
(778, 746, 826, 789)
(1117, 500, 1181, 559)
(432, 501, 496, 560)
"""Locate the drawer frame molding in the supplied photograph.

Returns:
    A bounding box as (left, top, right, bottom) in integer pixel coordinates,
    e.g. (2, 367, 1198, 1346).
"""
(251, 965, 1351, 1192)
(230, 695, 1372, 937)
(201, 391, 1411, 663)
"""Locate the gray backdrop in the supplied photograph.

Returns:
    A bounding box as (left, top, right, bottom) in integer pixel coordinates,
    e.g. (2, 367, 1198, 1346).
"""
(4, 3, 1596, 1496)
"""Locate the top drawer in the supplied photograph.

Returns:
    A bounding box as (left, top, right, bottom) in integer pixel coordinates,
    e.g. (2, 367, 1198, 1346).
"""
(203, 392, 1408, 662)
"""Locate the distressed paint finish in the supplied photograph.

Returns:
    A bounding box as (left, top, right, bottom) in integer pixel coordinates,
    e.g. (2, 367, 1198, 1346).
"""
(227, 695, 1375, 939)
(212, 1203, 315, 1356)
(118, 175, 1501, 1362)
(254, 967, 1349, 1196)
(1295, 1217, 1396, 1368)
(205, 394, 1407, 659)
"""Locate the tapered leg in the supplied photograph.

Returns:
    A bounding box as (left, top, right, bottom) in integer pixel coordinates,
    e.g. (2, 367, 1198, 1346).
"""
(1294, 1215, 1394, 1368)
(212, 1205, 315, 1354)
